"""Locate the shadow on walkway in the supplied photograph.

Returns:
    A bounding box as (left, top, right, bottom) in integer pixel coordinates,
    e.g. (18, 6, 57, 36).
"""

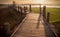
(36, 12, 41, 29)
(43, 17, 56, 37)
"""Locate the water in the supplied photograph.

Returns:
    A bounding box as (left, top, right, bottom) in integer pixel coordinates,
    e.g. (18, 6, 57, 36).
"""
(16, 4, 60, 8)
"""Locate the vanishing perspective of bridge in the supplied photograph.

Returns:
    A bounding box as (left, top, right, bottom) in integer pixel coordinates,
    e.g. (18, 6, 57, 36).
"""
(0, 1, 58, 37)
(10, 2, 57, 37)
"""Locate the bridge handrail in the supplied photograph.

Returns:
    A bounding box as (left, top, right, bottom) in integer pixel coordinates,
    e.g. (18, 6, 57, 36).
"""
(43, 17, 58, 37)
(10, 14, 28, 37)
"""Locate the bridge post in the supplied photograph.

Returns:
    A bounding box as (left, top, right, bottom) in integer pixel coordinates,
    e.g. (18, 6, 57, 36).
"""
(24, 6, 26, 17)
(25, 6, 28, 13)
(39, 4, 41, 15)
(18, 6, 19, 12)
(19, 6, 22, 16)
(12, 1, 16, 8)
(47, 12, 50, 23)
(43, 6, 46, 19)
(18, 6, 23, 22)
(24, 6, 27, 13)
(29, 5, 32, 12)
(24, 6, 26, 13)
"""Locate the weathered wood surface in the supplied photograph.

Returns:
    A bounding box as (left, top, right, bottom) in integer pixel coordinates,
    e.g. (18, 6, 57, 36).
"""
(12, 13, 56, 37)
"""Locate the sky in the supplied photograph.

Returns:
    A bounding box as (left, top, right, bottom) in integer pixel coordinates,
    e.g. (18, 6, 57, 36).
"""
(0, 0, 60, 5)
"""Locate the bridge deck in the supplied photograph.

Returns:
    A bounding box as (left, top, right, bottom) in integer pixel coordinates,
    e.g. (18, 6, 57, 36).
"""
(12, 13, 55, 37)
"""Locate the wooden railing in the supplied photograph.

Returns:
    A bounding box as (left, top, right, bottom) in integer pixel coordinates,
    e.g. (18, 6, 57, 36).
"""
(42, 6, 58, 37)
(43, 17, 58, 37)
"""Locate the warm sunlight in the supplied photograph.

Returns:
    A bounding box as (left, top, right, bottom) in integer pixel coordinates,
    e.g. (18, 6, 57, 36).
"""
(34, 0, 45, 4)
(14, 0, 46, 4)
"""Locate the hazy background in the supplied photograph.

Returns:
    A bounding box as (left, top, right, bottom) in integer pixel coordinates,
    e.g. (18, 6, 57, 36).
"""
(0, 0, 60, 6)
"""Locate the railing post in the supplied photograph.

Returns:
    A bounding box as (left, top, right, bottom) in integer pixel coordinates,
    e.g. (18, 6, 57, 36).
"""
(47, 12, 50, 23)
(18, 6, 24, 22)
(25, 6, 27, 13)
(43, 6, 46, 19)
(19, 6, 22, 16)
(24, 6, 26, 14)
(24, 6, 26, 17)
(18, 6, 19, 12)
(29, 4, 31, 12)
(39, 4, 41, 15)
(12, 1, 16, 8)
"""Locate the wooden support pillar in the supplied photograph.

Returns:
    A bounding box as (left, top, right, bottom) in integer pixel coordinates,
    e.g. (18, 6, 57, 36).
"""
(13, 1, 16, 8)
(24, 6, 26, 16)
(47, 12, 50, 23)
(19, 6, 22, 16)
(18, 6, 22, 22)
(29, 5, 31, 12)
(39, 4, 41, 14)
(24, 6, 26, 13)
(24, 6, 25, 13)
(25, 6, 27, 13)
(18, 6, 19, 12)
(43, 6, 46, 19)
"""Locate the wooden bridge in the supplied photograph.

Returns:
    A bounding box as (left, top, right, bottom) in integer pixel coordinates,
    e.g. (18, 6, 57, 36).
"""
(10, 13, 56, 37)
(10, 3, 57, 37)
(0, 3, 57, 37)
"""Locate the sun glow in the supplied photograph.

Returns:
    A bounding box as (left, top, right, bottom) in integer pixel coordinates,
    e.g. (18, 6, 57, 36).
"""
(34, 0, 45, 4)
(14, 0, 45, 4)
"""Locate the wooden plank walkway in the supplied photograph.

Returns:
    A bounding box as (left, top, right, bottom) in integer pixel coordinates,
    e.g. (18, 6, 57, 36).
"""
(11, 13, 55, 37)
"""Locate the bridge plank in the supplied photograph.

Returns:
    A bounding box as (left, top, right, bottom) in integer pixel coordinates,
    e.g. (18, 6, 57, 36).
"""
(12, 13, 55, 37)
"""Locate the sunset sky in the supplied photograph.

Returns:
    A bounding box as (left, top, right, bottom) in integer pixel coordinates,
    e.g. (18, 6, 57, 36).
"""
(0, 0, 60, 5)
